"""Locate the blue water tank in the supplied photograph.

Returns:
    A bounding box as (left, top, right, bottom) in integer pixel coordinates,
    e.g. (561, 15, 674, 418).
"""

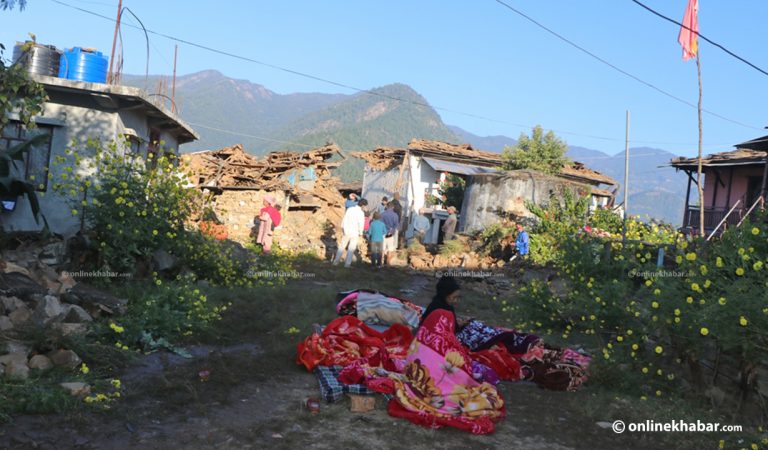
(58, 47, 108, 83)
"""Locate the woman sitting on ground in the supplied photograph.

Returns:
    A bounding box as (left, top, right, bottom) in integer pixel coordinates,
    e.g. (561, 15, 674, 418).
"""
(387, 276, 505, 434)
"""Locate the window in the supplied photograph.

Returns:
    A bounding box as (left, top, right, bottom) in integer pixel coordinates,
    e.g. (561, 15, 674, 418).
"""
(0, 121, 54, 191)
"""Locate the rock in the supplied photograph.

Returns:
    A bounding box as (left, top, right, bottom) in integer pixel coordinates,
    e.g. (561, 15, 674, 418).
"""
(8, 305, 31, 325)
(0, 271, 48, 300)
(38, 240, 67, 266)
(61, 304, 93, 323)
(48, 349, 82, 369)
(59, 382, 91, 397)
(28, 354, 54, 371)
(62, 284, 128, 316)
(1, 341, 30, 356)
(1, 261, 30, 276)
(33, 294, 64, 326)
(51, 323, 88, 337)
(0, 316, 12, 331)
(1, 295, 26, 314)
(5, 360, 30, 380)
(152, 249, 180, 272)
(0, 352, 28, 367)
(30, 263, 63, 294)
(57, 271, 77, 293)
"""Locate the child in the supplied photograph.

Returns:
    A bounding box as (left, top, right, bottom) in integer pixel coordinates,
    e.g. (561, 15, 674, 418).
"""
(367, 211, 387, 268)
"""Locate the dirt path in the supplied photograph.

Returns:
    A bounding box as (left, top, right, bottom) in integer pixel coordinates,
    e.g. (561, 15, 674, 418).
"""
(0, 267, 666, 450)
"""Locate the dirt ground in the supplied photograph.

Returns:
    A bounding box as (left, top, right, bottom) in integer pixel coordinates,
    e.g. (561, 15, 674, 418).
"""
(0, 264, 676, 450)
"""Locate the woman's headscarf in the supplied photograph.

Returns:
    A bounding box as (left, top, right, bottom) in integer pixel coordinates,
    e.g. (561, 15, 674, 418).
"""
(420, 275, 461, 327)
(260, 195, 281, 226)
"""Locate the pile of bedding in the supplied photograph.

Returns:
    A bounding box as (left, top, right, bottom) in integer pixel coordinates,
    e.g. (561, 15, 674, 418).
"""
(296, 289, 591, 435)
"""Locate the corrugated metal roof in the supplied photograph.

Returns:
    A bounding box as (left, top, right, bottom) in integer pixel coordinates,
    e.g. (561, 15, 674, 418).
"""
(422, 157, 500, 176)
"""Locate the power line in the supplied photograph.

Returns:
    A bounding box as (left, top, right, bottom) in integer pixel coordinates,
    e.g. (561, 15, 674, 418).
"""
(48, 0, 759, 146)
(493, 0, 760, 131)
(185, 122, 315, 149)
(630, 0, 768, 78)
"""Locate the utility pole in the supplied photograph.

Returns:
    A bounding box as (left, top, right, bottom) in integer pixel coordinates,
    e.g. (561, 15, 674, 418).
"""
(107, 0, 123, 84)
(622, 110, 630, 241)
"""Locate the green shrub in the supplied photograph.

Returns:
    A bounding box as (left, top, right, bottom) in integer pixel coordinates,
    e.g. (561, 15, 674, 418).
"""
(52, 138, 199, 275)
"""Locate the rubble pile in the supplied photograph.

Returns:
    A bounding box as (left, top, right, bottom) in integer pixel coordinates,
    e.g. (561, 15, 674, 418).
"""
(0, 239, 126, 382)
(182, 144, 350, 255)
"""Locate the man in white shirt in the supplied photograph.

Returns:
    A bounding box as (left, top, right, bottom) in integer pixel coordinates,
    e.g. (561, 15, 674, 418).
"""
(333, 199, 368, 268)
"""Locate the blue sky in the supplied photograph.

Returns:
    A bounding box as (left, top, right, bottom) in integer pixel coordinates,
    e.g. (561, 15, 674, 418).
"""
(1, 0, 766, 157)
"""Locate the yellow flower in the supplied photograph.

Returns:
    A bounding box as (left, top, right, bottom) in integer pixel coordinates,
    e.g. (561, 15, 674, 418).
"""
(691, 283, 701, 292)
(651, 301, 659, 309)
(752, 227, 760, 235)
(718, 297, 727, 305)
(111, 379, 121, 389)
(653, 289, 661, 295)
(700, 327, 709, 336)
(109, 323, 125, 334)
(641, 367, 649, 374)
(80, 363, 90, 375)
(631, 344, 639, 350)
(699, 265, 708, 275)
(616, 336, 624, 342)
(626, 329, 633, 335)
(675, 255, 683, 264)
(736, 267, 745, 276)
(655, 390, 662, 397)
(716, 257, 724, 268)
(655, 346, 663, 354)
(685, 252, 696, 261)
(754, 261, 764, 271)
(739, 316, 748, 327)
(674, 308, 681, 316)
(645, 280, 652, 287)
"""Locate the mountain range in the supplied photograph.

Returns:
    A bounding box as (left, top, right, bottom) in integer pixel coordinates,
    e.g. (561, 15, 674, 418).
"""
(122, 70, 687, 225)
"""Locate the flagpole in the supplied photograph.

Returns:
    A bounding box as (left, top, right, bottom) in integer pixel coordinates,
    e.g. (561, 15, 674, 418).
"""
(696, 51, 704, 237)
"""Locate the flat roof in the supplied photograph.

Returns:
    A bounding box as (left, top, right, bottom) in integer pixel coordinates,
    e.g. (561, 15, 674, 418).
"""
(31, 74, 199, 144)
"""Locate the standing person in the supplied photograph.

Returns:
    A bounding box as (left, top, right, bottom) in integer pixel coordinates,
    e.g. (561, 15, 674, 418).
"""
(411, 208, 430, 244)
(389, 193, 403, 220)
(345, 193, 359, 209)
(377, 196, 389, 215)
(381, 203, 400, 265)
(442, 206, 458, 242)
(333, 199, 367, 267)
(510, 222, 529, 262)
(367, 211, 386, 268)
(256, 194, 282, 254)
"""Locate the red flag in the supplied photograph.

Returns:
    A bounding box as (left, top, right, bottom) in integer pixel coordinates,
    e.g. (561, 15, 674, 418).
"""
(678, 0, 699, 60)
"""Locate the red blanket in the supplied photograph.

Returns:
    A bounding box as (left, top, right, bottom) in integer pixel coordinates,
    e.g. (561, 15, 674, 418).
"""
(296, 316, 413, 372)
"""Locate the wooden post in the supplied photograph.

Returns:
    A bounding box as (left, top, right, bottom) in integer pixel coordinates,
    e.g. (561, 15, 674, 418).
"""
(622, 110, 630, 241)
(107, 0, 123, 84)
(696, 52, 705, 237)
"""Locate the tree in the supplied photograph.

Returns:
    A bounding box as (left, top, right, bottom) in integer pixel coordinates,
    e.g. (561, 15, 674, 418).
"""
(0, 40, 49, 224)
(502, 125, 571, 175)
(0, 0, 27, 10)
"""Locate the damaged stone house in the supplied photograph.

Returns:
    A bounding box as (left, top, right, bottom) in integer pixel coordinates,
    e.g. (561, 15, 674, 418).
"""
(1, 74, 198, 237)
(353, 139, 617, 241)
(181, 143, 347, 257)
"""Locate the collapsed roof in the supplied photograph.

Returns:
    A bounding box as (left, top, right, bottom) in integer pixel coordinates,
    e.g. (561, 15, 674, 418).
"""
(182, 143, 344, 190)
(352, 139, 617, 187)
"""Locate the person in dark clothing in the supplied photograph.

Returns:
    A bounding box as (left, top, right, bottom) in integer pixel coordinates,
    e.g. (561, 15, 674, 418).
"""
(389, 192, 403, 220)
(420, 275, 461, 328)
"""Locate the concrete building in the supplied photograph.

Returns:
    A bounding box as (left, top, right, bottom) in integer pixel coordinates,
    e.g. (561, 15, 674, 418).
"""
(1, 74, 198, 237)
